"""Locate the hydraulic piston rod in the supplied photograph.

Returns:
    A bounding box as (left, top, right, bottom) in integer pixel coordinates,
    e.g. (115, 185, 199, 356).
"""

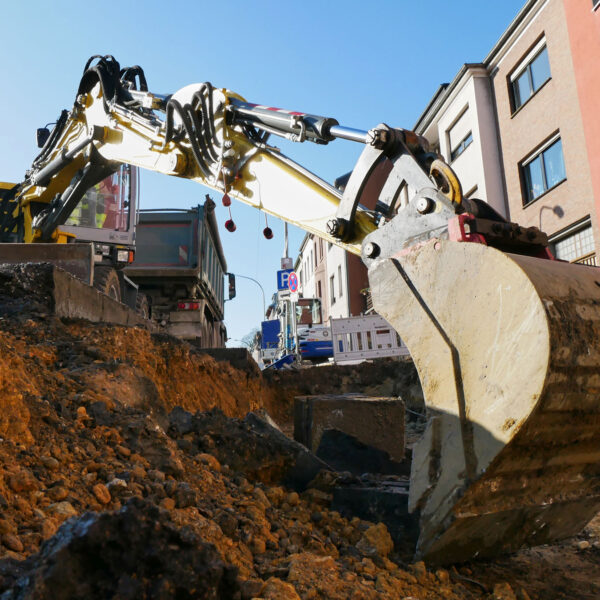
(228, 98, 368, 145)
(328, 125, 369, 144)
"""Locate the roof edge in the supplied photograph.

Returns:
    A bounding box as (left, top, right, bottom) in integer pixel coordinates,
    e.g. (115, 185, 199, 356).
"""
(484, 0, 541, 67)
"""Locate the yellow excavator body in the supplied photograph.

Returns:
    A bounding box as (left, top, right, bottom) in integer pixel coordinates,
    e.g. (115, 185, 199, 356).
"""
(3, 55, 600, 564)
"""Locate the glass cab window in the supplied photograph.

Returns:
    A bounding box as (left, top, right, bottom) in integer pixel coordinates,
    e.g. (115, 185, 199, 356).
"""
(66, 165, 131, 231)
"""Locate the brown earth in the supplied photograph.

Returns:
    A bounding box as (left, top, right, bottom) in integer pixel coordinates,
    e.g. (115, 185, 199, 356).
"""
(0, 265, 597, 599)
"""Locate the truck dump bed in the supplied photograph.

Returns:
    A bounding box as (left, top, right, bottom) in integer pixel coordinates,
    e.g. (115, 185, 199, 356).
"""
(125, 209, 202, 280)
(124, 203, 227, 346)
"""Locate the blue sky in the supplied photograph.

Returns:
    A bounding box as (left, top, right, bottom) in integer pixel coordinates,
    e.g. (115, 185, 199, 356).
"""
(1, 1, 525, 344)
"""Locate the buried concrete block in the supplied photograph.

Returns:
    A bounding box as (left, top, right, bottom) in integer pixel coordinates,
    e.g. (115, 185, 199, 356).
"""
(294, 394, 405, 465)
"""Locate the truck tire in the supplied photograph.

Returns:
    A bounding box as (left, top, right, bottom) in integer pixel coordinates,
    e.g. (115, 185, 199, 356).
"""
(135, 293, 150, 319)
(93, 267, 121, 303)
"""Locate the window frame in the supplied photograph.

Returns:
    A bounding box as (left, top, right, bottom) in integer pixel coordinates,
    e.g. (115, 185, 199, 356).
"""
(509, 38, 551, 114)
(520, 134, 566, 207)
(446, 105, 472, 163)
(329, 274, 336, 305)
(549, 216, 596, 264)
(450, 131, 473, 162)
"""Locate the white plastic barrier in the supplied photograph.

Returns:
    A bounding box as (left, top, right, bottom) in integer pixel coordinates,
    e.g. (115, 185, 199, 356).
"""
(330, 314, 410, 363)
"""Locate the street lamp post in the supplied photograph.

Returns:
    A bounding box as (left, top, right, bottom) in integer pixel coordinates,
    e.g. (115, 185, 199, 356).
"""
(226, 272, 266, 319)
(538, 205, 564, 232)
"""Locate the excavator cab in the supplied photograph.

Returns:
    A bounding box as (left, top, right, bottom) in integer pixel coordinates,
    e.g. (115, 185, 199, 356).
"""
(59, 164, 140, 306)
(61, 164, 138, 261)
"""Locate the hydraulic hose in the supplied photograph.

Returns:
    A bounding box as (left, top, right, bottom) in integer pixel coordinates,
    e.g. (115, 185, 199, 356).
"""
(164, 99, 211, 179)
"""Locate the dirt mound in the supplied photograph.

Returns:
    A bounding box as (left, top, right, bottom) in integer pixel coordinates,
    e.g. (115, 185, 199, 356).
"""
(174, 408, 328, 489)
(0, 265, 597, 599)
(0, 498, 239, 599)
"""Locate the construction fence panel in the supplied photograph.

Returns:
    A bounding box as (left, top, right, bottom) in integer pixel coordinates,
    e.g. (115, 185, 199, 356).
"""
(330, 314, 410, 363)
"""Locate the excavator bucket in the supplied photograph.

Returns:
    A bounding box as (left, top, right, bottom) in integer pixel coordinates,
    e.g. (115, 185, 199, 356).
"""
(369, 239, 600, 564)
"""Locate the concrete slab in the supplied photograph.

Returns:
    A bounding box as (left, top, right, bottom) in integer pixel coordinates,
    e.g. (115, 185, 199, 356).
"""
(52, 267, 155, 329)
(294, 394, 405, 463)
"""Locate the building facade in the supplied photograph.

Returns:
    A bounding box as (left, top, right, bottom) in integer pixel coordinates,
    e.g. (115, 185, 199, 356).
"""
(563, 0, 600, 237)
(296, 233, 329, 319)
(487, 0, 599, 264)
(415, 0, 600, 265)
(295, 232, 369, 322)
(414, 65, 507, 216)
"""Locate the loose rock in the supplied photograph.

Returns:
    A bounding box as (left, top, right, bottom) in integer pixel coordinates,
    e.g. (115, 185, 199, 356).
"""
(92, 484, 111, 505)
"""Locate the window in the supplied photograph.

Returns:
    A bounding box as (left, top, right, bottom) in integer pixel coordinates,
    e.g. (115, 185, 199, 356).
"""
(65, 166, 131, 231)
(338, 265, 343, 297)
(450, 132, 473, 161)
(317, 280, 322, 299)
(521, 137, 566, 205)
(511, 43, 551, 111)
(330, 275, 336, 304)
(550, 218, 596, 265)
(447, 107, 472, 162)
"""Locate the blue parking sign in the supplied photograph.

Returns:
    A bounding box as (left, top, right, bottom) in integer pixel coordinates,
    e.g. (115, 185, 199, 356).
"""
(277, 269, 293, 290)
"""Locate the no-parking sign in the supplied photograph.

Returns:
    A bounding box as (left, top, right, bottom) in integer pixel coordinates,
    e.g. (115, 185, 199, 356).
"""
(288, 271, 299, 293)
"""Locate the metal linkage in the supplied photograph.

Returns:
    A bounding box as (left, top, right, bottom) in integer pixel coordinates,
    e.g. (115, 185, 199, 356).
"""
(327, 125, 445, 245)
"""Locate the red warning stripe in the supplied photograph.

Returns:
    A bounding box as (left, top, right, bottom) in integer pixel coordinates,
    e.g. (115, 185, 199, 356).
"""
(246, 103, 305, 116)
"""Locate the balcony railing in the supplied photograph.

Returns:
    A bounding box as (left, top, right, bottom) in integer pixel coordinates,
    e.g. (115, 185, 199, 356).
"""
(574, 252, 597, 266)
(360, 288, 374, 314)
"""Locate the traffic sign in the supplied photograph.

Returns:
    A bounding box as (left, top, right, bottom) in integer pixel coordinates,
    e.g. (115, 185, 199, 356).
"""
(277, 269, 293, 291)
(288, 271, 299, 293)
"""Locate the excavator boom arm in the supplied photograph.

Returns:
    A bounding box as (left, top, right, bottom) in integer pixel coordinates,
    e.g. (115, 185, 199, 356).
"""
(7, 56, 469, 256)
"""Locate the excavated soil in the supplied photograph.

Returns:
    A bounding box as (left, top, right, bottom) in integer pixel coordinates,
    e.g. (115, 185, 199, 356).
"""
(0, 264, 598, 599)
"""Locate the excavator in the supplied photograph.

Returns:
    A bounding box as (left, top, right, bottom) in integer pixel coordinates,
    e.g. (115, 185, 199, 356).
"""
(2, 55, 600, 564)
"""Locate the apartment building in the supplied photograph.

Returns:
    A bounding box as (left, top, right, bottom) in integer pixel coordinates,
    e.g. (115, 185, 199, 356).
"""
(295, 233, 329, 320)
(563, 0, 600, 241)
(415, 0, 600, 265)
(488, 0, 598, 264)
(414, 65, 507, 216)
(294, 164, 383, 320)
(295, 232, 369, 322)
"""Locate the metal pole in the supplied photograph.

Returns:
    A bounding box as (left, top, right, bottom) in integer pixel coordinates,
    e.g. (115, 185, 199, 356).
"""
(229, 272, 266, 318)
(284, 222, 289, 259)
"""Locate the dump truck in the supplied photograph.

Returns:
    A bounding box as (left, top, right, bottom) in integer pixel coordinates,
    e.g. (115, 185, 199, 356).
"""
(124, 200, 227, 347)
(2, 54, 600, 564)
